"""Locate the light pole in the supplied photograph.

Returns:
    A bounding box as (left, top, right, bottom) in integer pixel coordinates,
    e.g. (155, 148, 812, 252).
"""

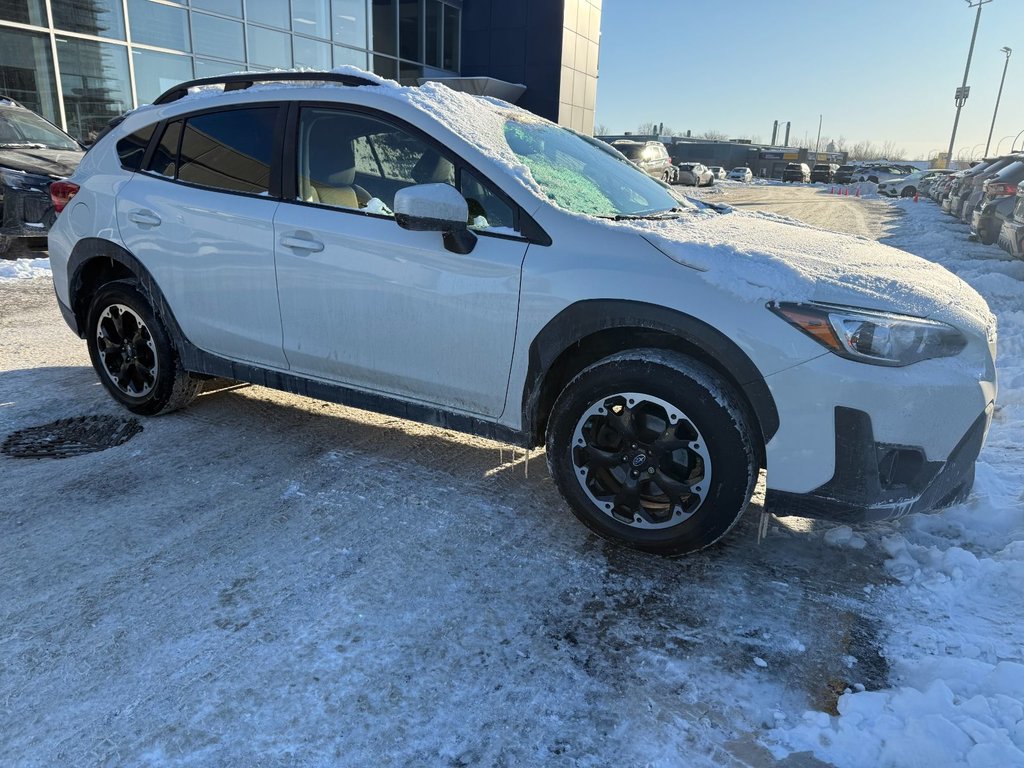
(971, 142, 985, 160)
(947, 0, 993, 166)
(1013, 128, 1024, 152)
(995, 134, 1016, 154)
(984, 47, 1012, 156)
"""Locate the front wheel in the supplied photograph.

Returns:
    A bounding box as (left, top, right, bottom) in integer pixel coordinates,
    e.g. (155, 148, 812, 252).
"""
(546, 351, 758, 556)
(901, 186, 916, 198)
(86, 280, 202, 416)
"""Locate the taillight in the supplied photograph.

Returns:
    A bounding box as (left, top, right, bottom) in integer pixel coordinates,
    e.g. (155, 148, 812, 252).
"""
(50, 180, 79, 213)
(987, 183, 1017, 196)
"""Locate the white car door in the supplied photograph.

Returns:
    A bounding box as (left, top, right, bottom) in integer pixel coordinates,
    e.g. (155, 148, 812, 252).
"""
(116, 106, 288, 369)
(273, 107, 528, 417)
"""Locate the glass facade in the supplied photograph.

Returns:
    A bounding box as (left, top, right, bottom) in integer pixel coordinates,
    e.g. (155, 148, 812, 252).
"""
(0, 0, 462, 140)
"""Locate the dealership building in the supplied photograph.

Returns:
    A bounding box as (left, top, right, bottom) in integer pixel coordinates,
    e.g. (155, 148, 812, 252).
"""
(0, 0, 600, 142)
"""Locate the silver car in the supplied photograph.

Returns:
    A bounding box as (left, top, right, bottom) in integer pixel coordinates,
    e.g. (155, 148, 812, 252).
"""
(675, 162, 714, 187)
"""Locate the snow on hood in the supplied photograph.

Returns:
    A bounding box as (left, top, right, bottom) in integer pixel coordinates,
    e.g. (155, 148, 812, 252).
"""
(622, 209, 994, 333)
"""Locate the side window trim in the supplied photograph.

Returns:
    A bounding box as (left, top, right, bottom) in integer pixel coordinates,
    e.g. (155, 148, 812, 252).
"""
(286, 100, 550, 245)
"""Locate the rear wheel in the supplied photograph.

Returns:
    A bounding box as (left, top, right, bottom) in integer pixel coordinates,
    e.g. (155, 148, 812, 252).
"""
(901, 186, 917, 198)
(86, 281, 201, 416)
(546, 351, 758, 556)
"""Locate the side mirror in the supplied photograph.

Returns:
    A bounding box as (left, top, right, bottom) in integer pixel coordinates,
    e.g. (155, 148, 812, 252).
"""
(394, 183, 477, 254)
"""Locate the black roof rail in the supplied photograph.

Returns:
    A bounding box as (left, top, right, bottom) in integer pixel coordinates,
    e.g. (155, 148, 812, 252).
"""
(153, 70, 379, 105)
(0, 94, 25, 108)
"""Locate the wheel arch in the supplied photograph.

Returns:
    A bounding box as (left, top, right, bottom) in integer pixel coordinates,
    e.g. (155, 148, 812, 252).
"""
(522, 300, 779, 465)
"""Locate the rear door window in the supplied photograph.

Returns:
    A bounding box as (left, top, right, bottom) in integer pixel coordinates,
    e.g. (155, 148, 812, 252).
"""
(176, 107, 279, 195)
(116, 122, 157, 171)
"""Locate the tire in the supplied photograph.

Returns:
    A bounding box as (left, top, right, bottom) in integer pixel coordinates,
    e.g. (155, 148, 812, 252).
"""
(901, 186, 916, 198)
(86, 280, 201, 416)
(545, 350, 758, 556)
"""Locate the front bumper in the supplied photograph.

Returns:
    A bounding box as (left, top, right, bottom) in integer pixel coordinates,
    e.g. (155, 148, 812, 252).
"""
(766, 405, 991, 522)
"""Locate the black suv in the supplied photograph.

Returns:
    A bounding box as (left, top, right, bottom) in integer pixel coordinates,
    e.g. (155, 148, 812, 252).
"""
(811, 163, 838, 183)
(0, 97, 84, 259)
(834, 165, 857, 184)
(782, 163, 810, 183)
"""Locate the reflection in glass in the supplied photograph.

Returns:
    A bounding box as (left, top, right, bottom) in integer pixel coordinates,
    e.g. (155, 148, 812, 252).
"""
(292, 0, 329, 39)
(398, 0, 420, 62)
(294, 36, 331, 70)
(51, 0, 126, 40)
(333, 45, 367, 69)
(178, 108, 277, 194)
(194, 58, 243, 78)
(371, 0, 396, 56)
(247, 25, 291, 68)
(127, 0, 191, 51)
(192, 13, 245, 61)
(0, 0, 47, 26)
(331, 0, 367, 48)
(56, 36, 131, 142)
(191, 0, 242, 17)
(442, 3, 458, 71)
(424, 0, 441, 68)
(245, 0, 289, 29)
(0, 27, 61, 125)
(132, 49, 192, 105)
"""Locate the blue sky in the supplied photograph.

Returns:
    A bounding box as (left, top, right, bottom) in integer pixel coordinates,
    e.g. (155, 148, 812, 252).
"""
(595, 0, 1023, 160)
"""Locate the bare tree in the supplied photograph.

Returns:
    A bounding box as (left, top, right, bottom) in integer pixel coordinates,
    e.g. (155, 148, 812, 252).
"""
(879, 140, 906, 160)
(698, 129, 728, 141)
(594, 123, 609, 136)
(636, 122, 660, 136)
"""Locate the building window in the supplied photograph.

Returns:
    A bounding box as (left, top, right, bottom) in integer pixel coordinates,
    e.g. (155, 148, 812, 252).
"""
(442, 3, 458, 71)
(192, 13, 245, 62)
(0, 0, 47, 26)
(247, 25, 291, 69)
(194, 57, 242, 78)
(424, 0, 441, 68)
(398, 0, 420, 62)
(331, 0, 366, 49)
(293, 36, 331, 69)
(333, 45, 367, 69)
(245, 0, 289, 30)
(127, 0, 191, 51)
(0, 27, 60, 125)
(372, 54, 396, 80)
(177, 107, 277, 194)
(51, 0, 126, 41)
(56, 36, 131, 142)
(132, 49, 192, 105)
(292, 0, 329, 39)
(371, 0, 396, 57)
(191, 0, 242, 17)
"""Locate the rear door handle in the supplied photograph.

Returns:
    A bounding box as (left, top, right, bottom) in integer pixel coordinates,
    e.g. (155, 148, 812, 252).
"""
(128, 209, 161, 227)
(280, 234, 324, 253)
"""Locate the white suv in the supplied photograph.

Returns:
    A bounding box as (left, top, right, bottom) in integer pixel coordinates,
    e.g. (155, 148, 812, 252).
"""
(48, 70, 997, 555)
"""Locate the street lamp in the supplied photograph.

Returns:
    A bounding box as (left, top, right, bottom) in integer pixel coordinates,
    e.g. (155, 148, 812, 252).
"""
(1013, 128, 1024, 152)
(947, 0, 994, 166)
(984, 47, 1012, 156)
(995, 134, 1016, 154)
(971, 142, 985, 160)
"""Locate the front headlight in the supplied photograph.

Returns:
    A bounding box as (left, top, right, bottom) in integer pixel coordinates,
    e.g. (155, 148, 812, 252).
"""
(769, 302, 967, 366)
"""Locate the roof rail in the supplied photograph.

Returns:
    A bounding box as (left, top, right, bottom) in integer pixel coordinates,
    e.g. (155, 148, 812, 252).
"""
(153, 70, 379, 105)
(0, 94, 25, 108)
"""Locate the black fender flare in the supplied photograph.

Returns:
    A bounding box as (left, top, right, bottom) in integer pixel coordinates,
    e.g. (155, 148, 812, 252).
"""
(522, 299, 780, 451)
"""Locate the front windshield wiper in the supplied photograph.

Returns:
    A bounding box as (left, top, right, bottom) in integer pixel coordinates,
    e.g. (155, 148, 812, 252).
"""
(611, 207, 690, 221)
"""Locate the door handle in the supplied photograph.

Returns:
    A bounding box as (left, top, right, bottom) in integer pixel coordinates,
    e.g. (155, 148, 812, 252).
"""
(128, 209, 161, 227)
(280, 234, 324, 253)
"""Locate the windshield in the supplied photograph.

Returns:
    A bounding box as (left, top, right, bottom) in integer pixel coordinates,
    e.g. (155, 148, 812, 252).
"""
(613, 143, 646, 160)
(504, 120, 679, 218)
(0, 108, 79, 150)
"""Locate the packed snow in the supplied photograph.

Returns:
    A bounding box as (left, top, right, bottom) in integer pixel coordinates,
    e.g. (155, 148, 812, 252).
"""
(0, 256, 51, 280)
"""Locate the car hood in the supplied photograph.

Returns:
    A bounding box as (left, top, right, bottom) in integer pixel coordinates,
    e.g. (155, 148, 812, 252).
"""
(622, 209, 993, 335)
(0, 146, 84, 178)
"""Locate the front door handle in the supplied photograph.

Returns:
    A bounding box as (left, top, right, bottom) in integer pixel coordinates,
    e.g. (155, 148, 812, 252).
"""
(280, 234, 325, 253)
(128, 209, 161, 227)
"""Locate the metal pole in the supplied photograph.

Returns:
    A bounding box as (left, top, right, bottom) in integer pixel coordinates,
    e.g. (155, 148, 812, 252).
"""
(995, 134, 1015, 153)
(815, 114, 822, 153)
(985, 47, 1012, 156)
(1013, 128, 1024, 152)
(946, 0, 991, 165)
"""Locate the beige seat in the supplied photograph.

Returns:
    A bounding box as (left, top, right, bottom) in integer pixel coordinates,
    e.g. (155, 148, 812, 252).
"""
(302, 124, 370, 209)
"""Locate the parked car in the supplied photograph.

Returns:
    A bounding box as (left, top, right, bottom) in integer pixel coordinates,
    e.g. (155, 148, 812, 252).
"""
(782, 163, 810, 183)
(918, 169, 954, 198)
(878, 169, 951, 199)
(998, 186, 1024, 257)
(947, 158, 1000, 217)
(727, 166, 753, 182)
(972, 194, 1017, 246)
(0, 96, 84, 259)
(675, 162, 714, 186)
(833, 165, 858, 184)
(708, 165, 726, 180)
(856, 165, 909, 184)
(810, 164, 838, 183)
(610, 140, 675, 184)
(48, 70, 997, 556)
(960, 157, 1023, 223)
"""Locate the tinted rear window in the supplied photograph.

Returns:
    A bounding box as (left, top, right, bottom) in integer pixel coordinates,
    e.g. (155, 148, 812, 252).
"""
(177, 108, 278, 195)
(148, 120, 182, 178)
(614, 144, 645, 160)
(116, 123, 157, 171)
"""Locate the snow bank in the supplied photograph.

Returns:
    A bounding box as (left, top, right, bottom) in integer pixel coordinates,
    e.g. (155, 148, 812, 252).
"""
(769, 197, 1024, 768)
(0, 257, 51, 280)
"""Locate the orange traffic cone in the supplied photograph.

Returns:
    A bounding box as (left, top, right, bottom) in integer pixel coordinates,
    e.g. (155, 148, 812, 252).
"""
(914, 191, 919, 203)
(830, 185, 835, 194)
(844, 187, 849, 196)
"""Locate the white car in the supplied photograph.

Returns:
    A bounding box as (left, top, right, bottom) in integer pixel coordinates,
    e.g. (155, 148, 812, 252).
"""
(878, 170, 952, 199)
(48, 69, 997, 556)
(728, 166, 753, 182)
(708, 165, 726, 180)
(855, 165, 910, 184)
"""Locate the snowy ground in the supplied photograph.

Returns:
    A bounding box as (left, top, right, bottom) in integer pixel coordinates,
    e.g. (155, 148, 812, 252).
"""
(1, 187, 1021, 767)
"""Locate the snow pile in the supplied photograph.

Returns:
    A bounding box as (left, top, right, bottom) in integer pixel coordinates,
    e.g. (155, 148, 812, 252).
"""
(0, 257, 51, 280)
(769, 197, 1024, 767)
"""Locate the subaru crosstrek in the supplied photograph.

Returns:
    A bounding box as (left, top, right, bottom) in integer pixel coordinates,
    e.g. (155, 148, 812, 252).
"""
(48, 70, 997, 556)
